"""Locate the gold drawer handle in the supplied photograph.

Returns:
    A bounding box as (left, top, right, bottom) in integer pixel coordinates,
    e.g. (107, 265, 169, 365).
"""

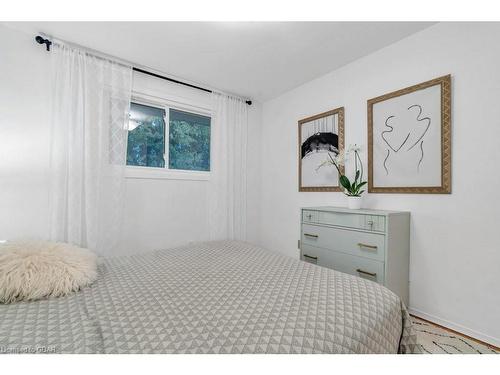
(357, 242, 377, 250)
(356, 269, 377, 277)
(303, 254, 318, 260)
(304, 233, 319, 238)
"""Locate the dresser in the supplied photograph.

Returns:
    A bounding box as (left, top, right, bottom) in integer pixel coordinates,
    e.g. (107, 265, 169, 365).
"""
(300, 206, 410, 305)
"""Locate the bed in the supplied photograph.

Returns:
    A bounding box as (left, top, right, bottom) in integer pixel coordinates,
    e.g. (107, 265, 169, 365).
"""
(0, 241, 419, 354)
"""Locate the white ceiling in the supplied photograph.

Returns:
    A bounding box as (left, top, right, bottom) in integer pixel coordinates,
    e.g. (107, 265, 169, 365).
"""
(5, 22, 435, 102)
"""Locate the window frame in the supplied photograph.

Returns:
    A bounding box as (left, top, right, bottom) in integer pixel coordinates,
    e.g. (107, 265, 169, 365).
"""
(125, 92, 212, 181)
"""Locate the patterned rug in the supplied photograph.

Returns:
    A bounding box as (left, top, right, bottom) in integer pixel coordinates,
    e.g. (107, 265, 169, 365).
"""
(411, 316, 499, 354)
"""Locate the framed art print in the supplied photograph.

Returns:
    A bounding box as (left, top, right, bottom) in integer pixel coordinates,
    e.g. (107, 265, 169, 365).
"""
(298, 107, 344, 192)
(367, 75, 451, 193)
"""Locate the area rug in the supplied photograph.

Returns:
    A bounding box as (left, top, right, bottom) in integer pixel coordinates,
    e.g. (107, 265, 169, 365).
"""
(411, 316, 498, 354)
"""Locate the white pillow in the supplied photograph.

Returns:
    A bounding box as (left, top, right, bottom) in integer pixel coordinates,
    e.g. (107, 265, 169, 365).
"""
(0, 240, 98, 304)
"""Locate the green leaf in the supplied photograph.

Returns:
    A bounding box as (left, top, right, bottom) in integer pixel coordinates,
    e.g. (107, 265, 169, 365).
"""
(357, 181, 367, 189)
(339, 175, 351, 192)
(355, 170, 360, 184)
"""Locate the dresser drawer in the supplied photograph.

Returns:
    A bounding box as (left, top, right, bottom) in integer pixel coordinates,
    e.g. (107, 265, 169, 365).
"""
(316, 211, 385, 232)
(301, 224, 385, 261)
(300, 244, 331, 268)
(317, 210, 364, 229)
(301, 244, 385, 284)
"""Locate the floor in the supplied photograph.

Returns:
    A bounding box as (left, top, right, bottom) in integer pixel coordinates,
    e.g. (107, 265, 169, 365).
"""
(411, 316, 499, 354)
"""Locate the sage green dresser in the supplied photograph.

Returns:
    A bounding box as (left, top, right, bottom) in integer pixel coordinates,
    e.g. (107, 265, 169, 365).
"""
(300, 206, 410, 305)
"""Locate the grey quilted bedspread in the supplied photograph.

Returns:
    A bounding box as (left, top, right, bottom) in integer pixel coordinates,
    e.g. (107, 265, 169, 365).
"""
(0, 241, 419, 354)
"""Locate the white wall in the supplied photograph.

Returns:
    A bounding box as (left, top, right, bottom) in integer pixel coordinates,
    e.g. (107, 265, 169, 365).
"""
(0, 23, 262, 254)
(259, 22, 500, 346)
(0, 24, 52, 240)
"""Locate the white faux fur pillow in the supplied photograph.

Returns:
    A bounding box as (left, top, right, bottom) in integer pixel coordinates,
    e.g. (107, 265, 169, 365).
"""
(0, 240, 98, 304)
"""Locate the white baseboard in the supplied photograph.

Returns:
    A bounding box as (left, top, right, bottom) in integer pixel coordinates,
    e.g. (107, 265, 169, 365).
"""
(409, 308, 500, 348)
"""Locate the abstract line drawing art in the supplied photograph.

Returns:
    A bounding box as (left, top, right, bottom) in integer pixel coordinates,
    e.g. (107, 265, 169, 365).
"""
(381, 104, 431, 175)
(298, 107, 344, 192)
(368, 75, 451, 194)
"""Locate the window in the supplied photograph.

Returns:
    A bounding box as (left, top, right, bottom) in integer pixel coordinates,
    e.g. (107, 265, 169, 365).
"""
(169, 109, 210, 172)
(126, 101, 211, 174)
(127, 103, 166, 168)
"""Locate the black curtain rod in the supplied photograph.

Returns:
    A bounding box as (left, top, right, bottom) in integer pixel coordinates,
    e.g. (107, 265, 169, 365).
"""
(35, 35, 252, 106)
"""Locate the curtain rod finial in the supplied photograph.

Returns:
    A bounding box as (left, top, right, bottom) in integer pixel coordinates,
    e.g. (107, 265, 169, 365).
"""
(35, 35, 52, 51)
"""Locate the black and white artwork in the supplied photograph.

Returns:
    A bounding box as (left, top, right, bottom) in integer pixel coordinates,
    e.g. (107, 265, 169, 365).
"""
(368, 75, 451, 193)
(299, 108, 344, 191)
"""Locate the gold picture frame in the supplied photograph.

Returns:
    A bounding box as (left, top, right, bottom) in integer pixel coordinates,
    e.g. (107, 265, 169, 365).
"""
(367, 75, 451, 194)
(298, 107, 345, 192)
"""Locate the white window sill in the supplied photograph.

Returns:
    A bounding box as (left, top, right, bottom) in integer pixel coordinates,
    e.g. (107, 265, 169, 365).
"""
(125, 166, 210, 181)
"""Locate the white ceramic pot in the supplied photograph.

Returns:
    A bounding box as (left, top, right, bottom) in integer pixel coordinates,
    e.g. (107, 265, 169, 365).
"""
(347, 196, 362, 209)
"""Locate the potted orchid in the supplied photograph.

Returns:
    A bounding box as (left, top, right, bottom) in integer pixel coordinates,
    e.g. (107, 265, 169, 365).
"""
(317, 144, 367, 209)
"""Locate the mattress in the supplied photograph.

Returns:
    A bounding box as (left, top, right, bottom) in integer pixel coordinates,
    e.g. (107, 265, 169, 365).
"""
(0, 240, 419, 354)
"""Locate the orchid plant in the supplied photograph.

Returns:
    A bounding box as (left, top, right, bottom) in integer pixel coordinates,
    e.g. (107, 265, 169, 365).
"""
(317, 144, 367, 197)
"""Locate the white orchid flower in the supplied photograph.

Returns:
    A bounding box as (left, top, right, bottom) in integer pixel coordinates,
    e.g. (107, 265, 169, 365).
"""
(315, 144, 366, 198)
(335, 150, 345, 166)
(347, 144, 361, 154)
(315, 151, 344, 172)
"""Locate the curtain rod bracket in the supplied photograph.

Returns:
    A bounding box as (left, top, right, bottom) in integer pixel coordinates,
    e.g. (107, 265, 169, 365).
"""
(35, 35, 52, 51)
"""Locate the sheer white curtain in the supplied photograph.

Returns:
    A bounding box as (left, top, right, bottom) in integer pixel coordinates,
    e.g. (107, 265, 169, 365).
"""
(49, 43, 133, 255)
(209, 93, 248, 241)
